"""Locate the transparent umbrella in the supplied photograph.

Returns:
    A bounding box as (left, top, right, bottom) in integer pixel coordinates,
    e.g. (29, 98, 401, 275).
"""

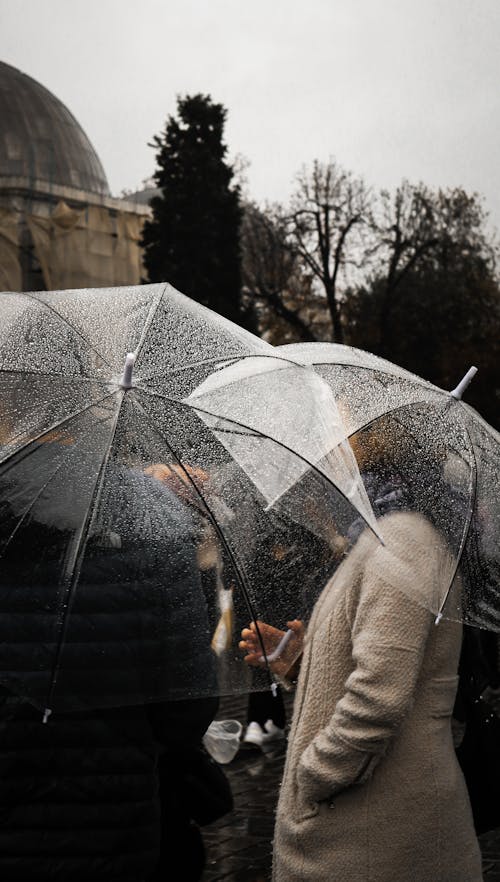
(277, 342, 500, 631)
(184, 353, 377, 532)
(0, 284, 375, 717)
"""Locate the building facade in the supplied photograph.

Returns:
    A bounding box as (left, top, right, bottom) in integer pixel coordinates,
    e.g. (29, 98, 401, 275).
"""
(0, 60, 149, 292)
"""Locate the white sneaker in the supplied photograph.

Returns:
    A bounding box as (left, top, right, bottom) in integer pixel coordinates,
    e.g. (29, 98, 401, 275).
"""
(262, 719, 286, 743)
(241, 720, 265, 748)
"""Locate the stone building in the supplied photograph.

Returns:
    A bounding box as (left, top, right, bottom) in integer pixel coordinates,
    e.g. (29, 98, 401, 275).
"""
(0, 60, 149, 292)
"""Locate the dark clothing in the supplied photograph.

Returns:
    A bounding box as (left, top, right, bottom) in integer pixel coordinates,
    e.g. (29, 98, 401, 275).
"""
(151, 734, 226, 882)
(0, 458, 218, 880)
(455, 627, 500, 835)
(247, 688, 286, 730)
(0, 458, 217, 711)
(0, 693, 216, 882)
(148, 816, 205, 882)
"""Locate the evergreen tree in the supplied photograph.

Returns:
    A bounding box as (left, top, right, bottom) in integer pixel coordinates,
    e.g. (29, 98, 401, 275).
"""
(142, 94, 243, 324)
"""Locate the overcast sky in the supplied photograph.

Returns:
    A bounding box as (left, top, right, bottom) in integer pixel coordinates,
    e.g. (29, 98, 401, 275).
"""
(2, 0, 500, 229)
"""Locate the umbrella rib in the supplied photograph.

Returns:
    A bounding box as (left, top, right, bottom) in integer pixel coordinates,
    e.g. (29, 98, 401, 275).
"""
(345, 397, 447, 439)
(131, 393, 277, 689)
(345, 398, 474, 471)
(462, 402, 500, 444)
(174, 398, 381, 541)
(435, 423, 478, 623)
(0, 390, 119, 468)
(138, 355, 240, 383)
(130, 284, 167, 365)
(0, 410, 114, 561)
(0, 368, 110, 384)
(15, 290, 114, 371)
(0, 464, 66, 559)
(138, 352, 305, 384)
(44, 392, 126, 716)
(209, 426, 262, 438)
(307, 356, 440, 391)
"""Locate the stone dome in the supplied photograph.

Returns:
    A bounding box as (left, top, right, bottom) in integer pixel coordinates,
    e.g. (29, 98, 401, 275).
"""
(0, 60, 110, 196)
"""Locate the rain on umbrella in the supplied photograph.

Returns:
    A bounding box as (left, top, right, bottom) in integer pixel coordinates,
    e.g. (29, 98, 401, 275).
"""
(184, 353, 377, 525)
(184, 352, 381, 667)
(0, 284, 376, 718)
(276, 342, 500, 631)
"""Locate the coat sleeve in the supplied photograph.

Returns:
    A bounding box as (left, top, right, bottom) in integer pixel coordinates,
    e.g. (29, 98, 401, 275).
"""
(297, 513, 449, 805)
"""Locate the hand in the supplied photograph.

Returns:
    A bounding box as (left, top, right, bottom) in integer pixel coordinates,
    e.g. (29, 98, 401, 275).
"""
(144, 463, 209, 507)
(239, 619, 304, 679)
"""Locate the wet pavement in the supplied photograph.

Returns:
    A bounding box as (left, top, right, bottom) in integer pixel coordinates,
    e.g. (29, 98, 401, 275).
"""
(201, 693, 500, 882)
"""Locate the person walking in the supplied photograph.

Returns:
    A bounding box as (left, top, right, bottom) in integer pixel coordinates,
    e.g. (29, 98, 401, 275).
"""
(240, 454, 482, 881)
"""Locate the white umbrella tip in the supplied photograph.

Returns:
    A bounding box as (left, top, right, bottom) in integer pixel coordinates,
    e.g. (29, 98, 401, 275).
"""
(450, 366, 478, 400)
(119, 352, 136, 390)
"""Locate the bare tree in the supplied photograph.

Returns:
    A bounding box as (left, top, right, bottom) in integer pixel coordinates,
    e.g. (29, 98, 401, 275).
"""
(287, 160, 372, 343)
(241, 202, 318, 342)
(369, 182, 440, 353)
(369, 182, 498, 356)
(345, 183, 500, 425)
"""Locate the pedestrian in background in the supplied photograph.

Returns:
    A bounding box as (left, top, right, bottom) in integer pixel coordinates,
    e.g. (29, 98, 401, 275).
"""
(240, 687, 287, 749)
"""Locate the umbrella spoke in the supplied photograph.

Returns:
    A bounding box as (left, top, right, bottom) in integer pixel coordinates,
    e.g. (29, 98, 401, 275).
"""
(133, 283, 273, 385)
(139, 351, 302, 385)
(17, 291, 114, 371)
(0, 388, 119, 467)
(0, 367, 111, 383)
(0, 406, 119, 561)
(434, 423, 477, 623)
(43, 395, 126, 716)
(137, 354, 243, 385)
(279, 342, 441, 389)
(125, 284, 165, 366)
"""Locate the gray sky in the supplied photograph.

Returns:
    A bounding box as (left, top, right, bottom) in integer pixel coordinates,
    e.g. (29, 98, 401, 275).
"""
(2, 0, 500, 229)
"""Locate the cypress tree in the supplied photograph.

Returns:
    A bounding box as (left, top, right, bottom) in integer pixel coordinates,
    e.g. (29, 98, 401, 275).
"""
(142, 94, 243, 324)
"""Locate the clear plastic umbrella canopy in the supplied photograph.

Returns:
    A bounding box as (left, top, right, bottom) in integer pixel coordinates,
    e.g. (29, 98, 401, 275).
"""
(0, 284, 375, 715)
(278, 342, 500, 631)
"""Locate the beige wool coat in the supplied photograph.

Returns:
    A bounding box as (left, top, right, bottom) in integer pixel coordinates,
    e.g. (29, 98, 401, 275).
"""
(273, 511, 482, 882)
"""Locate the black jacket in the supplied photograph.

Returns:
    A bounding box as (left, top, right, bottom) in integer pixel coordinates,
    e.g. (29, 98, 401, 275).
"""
(0, 458, 217, 881)
(0, 694, 216, 882)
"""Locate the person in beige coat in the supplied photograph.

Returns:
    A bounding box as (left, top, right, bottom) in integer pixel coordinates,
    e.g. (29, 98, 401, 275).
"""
(241, 510, 482, 882)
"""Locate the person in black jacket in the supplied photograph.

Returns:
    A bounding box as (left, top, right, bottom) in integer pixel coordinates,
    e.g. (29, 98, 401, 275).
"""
(0, 445, 219, 882)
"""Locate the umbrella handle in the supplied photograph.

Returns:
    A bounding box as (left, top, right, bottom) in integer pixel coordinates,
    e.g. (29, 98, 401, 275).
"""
(450, 366, 477, 400)
(119, 352, 136, 390)
(259, 627, 293, 663)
